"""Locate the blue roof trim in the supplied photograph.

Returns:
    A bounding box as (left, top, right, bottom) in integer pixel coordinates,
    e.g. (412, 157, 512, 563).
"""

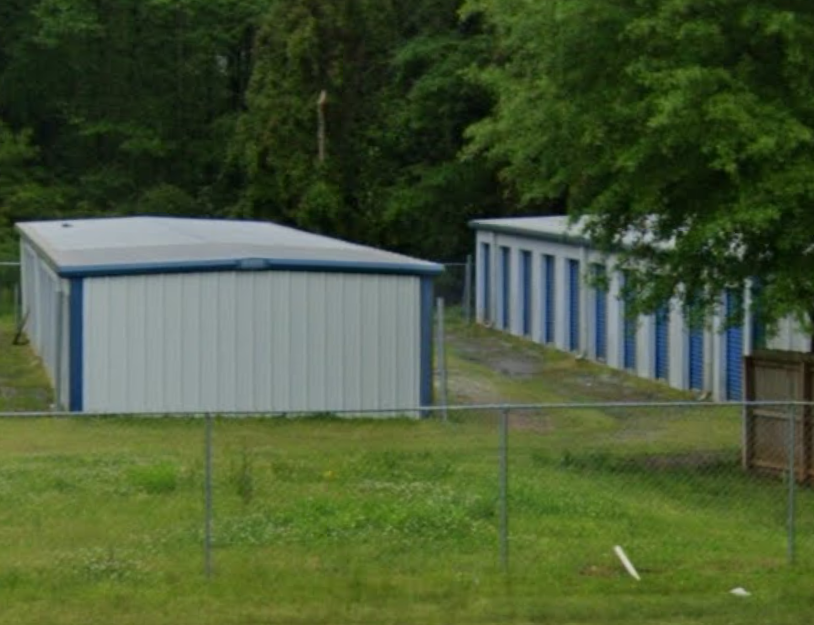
(68, 278, 84, 412)
(420, 277, 434, 416)
(55, 258, 443, 279)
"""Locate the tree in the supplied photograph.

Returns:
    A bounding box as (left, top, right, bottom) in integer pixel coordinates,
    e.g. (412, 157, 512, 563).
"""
(0, 120, 65, 258)
(466, 0, 814, 329)
(0, 0, 265, 217)
(234, 0, 505, 259)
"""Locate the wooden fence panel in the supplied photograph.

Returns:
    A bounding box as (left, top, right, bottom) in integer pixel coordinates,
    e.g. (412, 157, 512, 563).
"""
(745, 351, 814, 482)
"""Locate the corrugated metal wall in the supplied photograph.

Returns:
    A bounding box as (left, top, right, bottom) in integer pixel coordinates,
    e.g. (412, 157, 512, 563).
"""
(20, 241, 70, 407)
(82, 271, 421, 413)
(473, 227, 814, 400)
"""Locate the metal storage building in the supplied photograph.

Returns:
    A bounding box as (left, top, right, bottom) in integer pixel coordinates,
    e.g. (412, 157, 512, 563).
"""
(471, 216, 809, 401)
(17, 217, 442, 414)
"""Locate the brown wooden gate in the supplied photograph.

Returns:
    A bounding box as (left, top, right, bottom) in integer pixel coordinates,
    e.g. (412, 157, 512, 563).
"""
(744, 350, 814, 481)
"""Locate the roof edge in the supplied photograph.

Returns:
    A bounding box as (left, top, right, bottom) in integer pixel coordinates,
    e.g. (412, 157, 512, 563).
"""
(468, 219, 591, 248)
(55, 258, 444, 279)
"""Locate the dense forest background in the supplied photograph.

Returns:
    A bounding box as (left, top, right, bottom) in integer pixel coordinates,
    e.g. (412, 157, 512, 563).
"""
(0, 0, 535, 262)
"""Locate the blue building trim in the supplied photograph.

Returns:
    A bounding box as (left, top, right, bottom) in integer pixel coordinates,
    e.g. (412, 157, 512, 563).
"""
(420, 277, 434, 412)
(68, 278, 84, 412)
(55, 257, 443, 279)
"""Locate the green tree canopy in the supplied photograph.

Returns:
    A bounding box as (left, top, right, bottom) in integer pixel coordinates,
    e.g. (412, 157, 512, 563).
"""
(466, 0, 814, 327)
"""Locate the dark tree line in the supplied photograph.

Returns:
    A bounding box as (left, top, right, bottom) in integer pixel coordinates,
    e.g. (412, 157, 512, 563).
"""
(0, 0, 514, 261)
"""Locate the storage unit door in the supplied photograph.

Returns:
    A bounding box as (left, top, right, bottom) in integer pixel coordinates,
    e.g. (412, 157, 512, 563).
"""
(500, 246, 511, 330)
(568, 259, 580, 351)
(688, 327, 704, 390)
(521, 250, 532, 336)
(725, 290, 744, 400)
(655, 306, 669, 380)
(623, 314, 637, 369)
(543, 255, 555, 343)
(594, 265, 607, 360)
(481, 242, 491, 323)
(621, 273, 636, 369)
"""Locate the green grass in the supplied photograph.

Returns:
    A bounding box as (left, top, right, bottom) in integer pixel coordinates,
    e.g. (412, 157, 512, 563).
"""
(0, 416, 811, 624)
(0, 313, 52, 411)
(1, 315, 813, 623)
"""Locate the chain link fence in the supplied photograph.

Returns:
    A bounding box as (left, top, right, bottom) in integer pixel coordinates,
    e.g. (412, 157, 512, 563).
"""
(437, 258, 473, 322)
(0, 402, 809, 588)
(0, 261, 19, 319)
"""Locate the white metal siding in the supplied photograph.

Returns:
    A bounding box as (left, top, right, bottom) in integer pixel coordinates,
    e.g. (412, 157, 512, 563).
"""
(82, 271, 421, 413)
(472, 226, 814, 400)
(19, 240, 70, 407)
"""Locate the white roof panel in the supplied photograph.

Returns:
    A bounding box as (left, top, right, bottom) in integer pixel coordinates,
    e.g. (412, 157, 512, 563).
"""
(17, 217, 442, 277)
(470, 215, 666, 250)
(470, 215, 589, 243)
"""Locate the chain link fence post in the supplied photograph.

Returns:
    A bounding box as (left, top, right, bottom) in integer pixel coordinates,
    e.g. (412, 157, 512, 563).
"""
(498, 408, 509, 574)
(787, 404, 797, 565)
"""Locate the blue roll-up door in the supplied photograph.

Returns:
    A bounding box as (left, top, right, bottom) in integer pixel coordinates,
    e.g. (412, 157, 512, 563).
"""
(655, 305, 669, 380)
(726, 289, 744, 400)
(543, 255, 555, 343)
(593, 264, 607, 360)
(521, 250, 532, 336)
(688, 325, 704, 390)
(622, 273, 636, 369)
(481, 243, 491, 323)
(624, 314, 637, 369)
(500, 246, 511, 330)
(568, 259, 580, 351)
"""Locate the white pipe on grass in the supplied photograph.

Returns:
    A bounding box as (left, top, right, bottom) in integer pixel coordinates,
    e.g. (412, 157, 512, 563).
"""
(613, 545, 641, 581)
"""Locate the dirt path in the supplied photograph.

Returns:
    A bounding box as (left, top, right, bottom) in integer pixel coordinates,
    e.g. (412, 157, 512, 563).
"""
(444, 321, 694, 407)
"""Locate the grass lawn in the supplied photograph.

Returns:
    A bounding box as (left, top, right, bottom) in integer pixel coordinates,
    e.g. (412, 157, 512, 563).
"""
(0, 314, 812, 624)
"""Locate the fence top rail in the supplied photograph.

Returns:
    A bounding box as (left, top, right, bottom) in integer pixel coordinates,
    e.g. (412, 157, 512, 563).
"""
(0, 262, 20, 267)
(0, 400, 811, 419)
